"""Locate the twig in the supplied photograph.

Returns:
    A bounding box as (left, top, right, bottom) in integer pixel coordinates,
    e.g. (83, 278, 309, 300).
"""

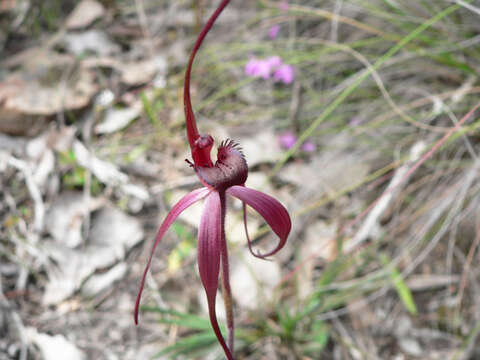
(135, 0, 155, 58)
(346, 141, 426, 252)
(330, 0, 343, 43)
(402, 160, 480, 277)
(0, 277, 28, 360)
(454, 0, 480, 16)
(6, 156, 44, 233)
(456, 210, 480, 311)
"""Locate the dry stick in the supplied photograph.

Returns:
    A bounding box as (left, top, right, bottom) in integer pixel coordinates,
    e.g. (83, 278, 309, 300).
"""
(344, 103, 480, 249)
(455, 0, 480, 16)
(135, 0, 155, 58)
(0, 276, 28, 360)
(399, 161, 478, 280)
(330, 0, 344, 43)
(6, 156, 44, 233)
(346, 141, 426, 252)
(6, 157, 44, 291)
(262, 0, 392, 40)
(280, 103, 480, 286)
(456, 214, 480, 312)
(369, 87, 480, 132)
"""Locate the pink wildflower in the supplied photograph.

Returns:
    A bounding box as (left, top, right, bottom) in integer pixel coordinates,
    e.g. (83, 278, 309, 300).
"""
(349, 116, 362, 126)
(273, 63, 295, 84)
(278, 132, 316, 153)
(245, 58, 273, 79)
(266, 55, 282, 68)
(301, 140, 316, 153)
(269, 24, 281, 39)
(278, 132, 297, 149)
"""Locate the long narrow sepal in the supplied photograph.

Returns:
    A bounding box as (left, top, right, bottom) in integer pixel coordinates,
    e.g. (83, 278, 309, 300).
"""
(219, 192, 234, 353)
(134, 187, 210, 324)
(227, 185, 291, 258)
(198, 191, 233, 360)
(184, 0, 231, 149)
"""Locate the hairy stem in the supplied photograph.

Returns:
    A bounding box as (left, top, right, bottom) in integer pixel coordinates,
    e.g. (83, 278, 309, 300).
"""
(219, 191, 235, 354)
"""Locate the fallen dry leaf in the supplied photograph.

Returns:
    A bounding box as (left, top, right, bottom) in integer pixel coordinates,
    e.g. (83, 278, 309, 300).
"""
(239, 128, 282, 166)
(65, 0, 106, 30)
(46, 192, 105, 248)
(94, 106, 140, 135)
(26, 328, 86, 360)
(230, 249, 281, 310)
(0, 0, 16, 12)
(120, 59, 158, 86)
(43, 205, 144, 305)
(64, 30, 120, 56)
(0, 52, 98, 118)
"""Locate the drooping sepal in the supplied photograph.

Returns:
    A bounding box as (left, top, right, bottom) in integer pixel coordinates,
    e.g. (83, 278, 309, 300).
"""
(134, 187, 210, 324)
(198, 191, 234, 360)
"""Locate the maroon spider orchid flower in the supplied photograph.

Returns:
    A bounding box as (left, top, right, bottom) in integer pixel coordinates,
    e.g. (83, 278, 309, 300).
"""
(134, 1, 291, 359)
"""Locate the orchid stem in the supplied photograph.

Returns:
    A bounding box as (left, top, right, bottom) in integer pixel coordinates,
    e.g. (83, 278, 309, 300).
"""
(220, 191, 235, 354)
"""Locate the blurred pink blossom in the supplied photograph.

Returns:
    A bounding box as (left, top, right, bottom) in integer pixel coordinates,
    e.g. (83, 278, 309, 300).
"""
(266, 55, 282, 68)
(278, 132, 316, 153)
(245, 56, 295, 84)
(301, 140, 316, 153)
(349, 116, 362, 126)
(273, 64, 295, 84)
(269, 24, 281, 39)
(280, 0, 289, 11)
(245, 58, 272, 79)
(278, 132, 297, 149)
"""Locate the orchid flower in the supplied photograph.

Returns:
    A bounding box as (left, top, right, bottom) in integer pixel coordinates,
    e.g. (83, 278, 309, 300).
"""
(134, 1, 292, 359)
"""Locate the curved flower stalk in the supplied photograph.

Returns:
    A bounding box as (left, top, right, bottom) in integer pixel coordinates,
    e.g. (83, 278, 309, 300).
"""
(134, 1, 292, 359)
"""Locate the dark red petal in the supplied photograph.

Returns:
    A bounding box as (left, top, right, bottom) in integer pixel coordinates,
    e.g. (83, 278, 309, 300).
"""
(198, 191, 233, 359)
(227, 185, 291, 259)
(134, 187, 210, 324)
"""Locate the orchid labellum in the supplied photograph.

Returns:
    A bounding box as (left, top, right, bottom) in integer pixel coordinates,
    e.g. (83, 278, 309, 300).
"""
(134, 1, 291, 358)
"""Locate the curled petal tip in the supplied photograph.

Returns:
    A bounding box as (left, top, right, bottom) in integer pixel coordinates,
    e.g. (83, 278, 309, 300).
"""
(228, 185, 291, 258)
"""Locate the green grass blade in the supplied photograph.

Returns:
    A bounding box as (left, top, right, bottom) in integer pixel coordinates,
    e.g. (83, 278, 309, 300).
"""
(381, 254, 417, 315)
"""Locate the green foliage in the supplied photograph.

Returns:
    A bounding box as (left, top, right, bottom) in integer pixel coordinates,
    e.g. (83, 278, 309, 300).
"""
(381, 254, 418, 315)
(58, 150, 102, 194)
(141, 306, 234, 359)
(167, 223, 196, 272)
